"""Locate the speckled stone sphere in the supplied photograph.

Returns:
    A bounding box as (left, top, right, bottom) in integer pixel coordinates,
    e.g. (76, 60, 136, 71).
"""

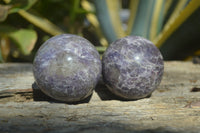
(102, 36, 164, 100)
(33, 34, 102, 102)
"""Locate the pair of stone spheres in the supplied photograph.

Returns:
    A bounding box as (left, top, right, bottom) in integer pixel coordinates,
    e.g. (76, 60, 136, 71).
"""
(33, 34, 164, 102)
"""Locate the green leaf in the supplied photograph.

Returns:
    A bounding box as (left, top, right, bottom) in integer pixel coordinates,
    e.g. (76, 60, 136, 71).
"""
(163, 0, 179, 26)
(93, 0, 117, 43)
(9, 29, 37, 55)
(155, 0, 200, 60)
(18, 10, 64, 36)
(81, 0, 108, 47)
(70, 0, 80, 23)
(106, 0, 126, 38)
(95, 46, 107, 52)
(149, 0, 165, 40)
(130, 0, 156, 39)
(126, 0, 139, 35)
(163, 0, 190, 27)
(0, 4, 10, 22)
(8, 0, 38, 13)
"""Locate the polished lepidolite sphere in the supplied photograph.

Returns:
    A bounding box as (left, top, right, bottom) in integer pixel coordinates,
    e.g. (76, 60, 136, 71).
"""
(102, 36, 164, 100)
(33, 34, 102, 102)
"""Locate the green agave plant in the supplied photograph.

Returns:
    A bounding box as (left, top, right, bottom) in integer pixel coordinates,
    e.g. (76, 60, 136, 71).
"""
(84, 0, 200, 60)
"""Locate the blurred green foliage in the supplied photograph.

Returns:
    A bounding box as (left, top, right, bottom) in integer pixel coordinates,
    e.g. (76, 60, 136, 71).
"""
(0, 0, 200, 62)
(0, 0, 89, 62)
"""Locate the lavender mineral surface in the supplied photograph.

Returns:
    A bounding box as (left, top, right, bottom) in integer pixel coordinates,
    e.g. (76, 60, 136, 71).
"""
(33, 34, 102, 102)
(102, 36, 164, 100)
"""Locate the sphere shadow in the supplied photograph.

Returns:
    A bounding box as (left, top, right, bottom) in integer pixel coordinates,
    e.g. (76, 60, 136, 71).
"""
(32, 82, 92, 105)
(95, 82, 152, 101)
(32, 81, 152, 104)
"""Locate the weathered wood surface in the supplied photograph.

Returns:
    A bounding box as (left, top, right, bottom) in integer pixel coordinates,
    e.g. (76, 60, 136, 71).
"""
(0, 62, 200, 133)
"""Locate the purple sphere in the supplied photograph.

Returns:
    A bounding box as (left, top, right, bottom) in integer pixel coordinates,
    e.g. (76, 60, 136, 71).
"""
(102, 36, 164, 100)
(33, 34, 102, 102)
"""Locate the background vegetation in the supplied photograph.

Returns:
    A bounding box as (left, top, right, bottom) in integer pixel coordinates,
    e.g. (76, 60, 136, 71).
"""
(0, 0, 200, 62)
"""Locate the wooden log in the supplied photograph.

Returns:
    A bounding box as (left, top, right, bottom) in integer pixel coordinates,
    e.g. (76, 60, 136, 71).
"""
(0, 61, 200, 133)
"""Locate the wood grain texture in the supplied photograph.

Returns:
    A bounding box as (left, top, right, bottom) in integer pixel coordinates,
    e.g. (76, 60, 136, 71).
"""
(0, 62, 200, 133)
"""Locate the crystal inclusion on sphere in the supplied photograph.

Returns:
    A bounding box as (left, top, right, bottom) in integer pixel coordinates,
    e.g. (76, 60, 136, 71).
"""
(102, 36, 164, 100)
(33, 34, 102, 102)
